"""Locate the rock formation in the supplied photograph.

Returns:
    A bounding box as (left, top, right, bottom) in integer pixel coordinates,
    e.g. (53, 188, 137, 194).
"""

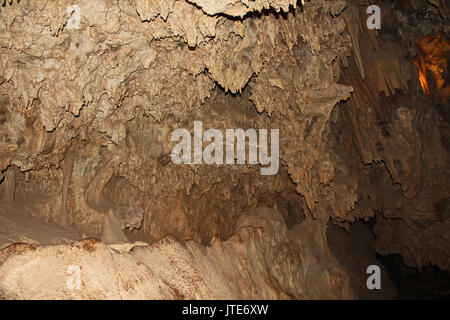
(0, 0, 448, 299)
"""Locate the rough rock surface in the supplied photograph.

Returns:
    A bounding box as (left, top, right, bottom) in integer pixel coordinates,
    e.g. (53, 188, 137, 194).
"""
(0, 207, 362, 299)
(0, 0, 448, 299)
(0, 0, 354, 244)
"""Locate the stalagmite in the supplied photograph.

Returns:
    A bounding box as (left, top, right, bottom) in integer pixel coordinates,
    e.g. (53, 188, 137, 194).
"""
(101, 209, 129, 244)
(60, 150, 74, 227)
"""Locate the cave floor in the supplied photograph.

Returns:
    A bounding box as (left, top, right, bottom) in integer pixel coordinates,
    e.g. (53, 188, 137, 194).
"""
(0, 200, 84, 249)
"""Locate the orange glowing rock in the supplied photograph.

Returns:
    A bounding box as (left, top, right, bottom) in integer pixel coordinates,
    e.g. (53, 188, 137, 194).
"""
(414, 34, 450, 97)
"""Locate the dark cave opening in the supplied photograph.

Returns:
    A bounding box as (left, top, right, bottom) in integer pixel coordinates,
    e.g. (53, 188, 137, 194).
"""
(327, 217, 450, 300)
(376, 253, 450, 300)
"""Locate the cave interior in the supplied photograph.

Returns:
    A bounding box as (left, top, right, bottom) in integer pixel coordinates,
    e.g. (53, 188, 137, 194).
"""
(0, 0, 449, 300)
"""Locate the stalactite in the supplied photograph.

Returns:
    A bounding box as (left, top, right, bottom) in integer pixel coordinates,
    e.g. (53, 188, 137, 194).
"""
(3, 166, 16, 201)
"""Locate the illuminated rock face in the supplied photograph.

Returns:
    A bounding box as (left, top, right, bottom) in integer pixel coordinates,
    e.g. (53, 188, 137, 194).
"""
(0, 0, 448, 299)
(0, 208, 355, 300)
(0, 0, 352, 242)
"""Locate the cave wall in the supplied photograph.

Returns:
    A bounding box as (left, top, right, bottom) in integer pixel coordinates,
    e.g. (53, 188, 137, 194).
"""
(0, 0, 354, 243)
(0, 0, 448, 299)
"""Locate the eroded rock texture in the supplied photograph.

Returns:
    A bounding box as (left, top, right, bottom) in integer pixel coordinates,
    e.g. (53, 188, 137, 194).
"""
(0, 207, 356, 299)
(0, 0, 448, 299)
